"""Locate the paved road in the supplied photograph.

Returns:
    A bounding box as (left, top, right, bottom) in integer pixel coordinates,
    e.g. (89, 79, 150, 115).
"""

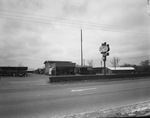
(0, 75, 150, 118)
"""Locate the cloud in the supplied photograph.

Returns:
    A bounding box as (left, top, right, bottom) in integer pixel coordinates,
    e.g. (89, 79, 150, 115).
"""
(0, 0, 43, 12)
(0, 0, 149, 68)
(63, 0, 88, 15)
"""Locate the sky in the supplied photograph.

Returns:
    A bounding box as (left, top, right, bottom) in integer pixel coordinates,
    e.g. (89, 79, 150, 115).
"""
(0, 0, 150, 69)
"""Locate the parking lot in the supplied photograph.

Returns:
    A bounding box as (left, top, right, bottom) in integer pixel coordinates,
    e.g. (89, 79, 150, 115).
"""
(0, 74, 49, 90)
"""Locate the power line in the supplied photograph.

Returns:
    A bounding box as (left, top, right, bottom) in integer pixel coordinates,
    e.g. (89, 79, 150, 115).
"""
(0, 14, 150, 36)
(0, 11, 146, 32)
(0, 9, 138, 30)
(95, 54, 150, 62)
(0, 15, 82, 29)
(0, 9, 150, 35)
(120, 55, 150, 60)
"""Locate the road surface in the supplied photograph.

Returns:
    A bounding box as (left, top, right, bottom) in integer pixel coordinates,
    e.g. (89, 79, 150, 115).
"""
(0, 75, 150, 118)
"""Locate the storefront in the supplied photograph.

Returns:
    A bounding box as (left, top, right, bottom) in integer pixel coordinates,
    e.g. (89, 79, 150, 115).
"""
(44, 61, 76, 75)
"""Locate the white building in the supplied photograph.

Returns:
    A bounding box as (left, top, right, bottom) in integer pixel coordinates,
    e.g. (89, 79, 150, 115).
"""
(105, 67, 135, 74)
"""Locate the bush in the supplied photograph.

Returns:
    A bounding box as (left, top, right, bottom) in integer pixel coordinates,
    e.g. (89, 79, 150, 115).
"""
(49, 73, 150, 83)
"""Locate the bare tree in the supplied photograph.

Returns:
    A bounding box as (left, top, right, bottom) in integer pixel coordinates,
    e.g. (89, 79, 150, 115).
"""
(110, 57, 120, 69)
(140, 60, 149, 66)
(87, 60, 93, 67)
(140, 60, 150, 72)
(121, 63, 133, 67)
(18, 62, 23, 67)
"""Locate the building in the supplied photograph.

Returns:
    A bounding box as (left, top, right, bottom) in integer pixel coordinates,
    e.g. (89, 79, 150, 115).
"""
(34, 68, 44, 74)
(44, 61, 76, 75)
(75, 65, 93, 75)
(0, 66, 28, 76)
(27, 68, 35, 73)
(92, 67, 104, 74)
(105, 67, 135, 74)
(91, 67, 135, 75)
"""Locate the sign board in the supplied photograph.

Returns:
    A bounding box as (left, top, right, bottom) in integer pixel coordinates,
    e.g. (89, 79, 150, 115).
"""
(102, 53, 109, 56)
(99, 46, 108, 53)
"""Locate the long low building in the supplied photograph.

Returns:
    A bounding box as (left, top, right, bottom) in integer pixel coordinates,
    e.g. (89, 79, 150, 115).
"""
(92, 67, 135, 75)
(44, 61, 76, 75)
(106, 67, 135, 74)
(0, 66, 28, 76)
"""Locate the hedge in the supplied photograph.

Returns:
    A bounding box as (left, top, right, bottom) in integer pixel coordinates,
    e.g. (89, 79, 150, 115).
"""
(49, 73, 150, 83)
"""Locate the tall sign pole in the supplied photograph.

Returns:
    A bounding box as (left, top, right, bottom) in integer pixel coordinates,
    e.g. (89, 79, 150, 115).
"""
(81, 29, 83, 66)
(99, 42, 110, 75)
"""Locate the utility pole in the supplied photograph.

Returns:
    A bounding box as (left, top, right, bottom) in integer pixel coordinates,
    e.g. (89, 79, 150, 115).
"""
(81, 29, 83, 66)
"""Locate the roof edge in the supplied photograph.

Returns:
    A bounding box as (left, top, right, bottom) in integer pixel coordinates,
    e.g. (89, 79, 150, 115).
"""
(44, 60, 73, 64)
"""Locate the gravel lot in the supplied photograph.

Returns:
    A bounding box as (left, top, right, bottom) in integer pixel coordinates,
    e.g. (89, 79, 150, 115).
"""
(0, 73, 49, 89)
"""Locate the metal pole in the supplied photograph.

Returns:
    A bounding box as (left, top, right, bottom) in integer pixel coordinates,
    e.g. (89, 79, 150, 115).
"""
(104, 56, 106, 75)
(81, 29, 83, 66)
(104, 60, 105, 75)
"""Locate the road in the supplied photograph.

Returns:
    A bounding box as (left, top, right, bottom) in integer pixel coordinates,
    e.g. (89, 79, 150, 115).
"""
(0, 75, 150, 118)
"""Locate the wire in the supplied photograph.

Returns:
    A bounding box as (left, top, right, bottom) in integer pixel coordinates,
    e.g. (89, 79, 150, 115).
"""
(0, 9, 150, 35)
(0, 15, 83, 29)
(0, 9, 138, 30)
(95, 54, 150, 62)
(0, 14, 150, 36)
(120, 55, 150, 60)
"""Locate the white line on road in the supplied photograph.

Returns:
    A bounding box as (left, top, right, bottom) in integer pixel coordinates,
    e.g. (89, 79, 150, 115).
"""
(71, 87, 97, 92)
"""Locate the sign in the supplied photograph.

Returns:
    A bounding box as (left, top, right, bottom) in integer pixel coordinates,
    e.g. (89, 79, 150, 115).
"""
(99, 46, 108, 53)
(99, 42, 110, 75)
(102, 53, 108, 56)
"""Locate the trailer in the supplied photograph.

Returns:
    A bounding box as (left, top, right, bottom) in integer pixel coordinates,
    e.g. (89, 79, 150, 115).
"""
(0, 66, 28, 77)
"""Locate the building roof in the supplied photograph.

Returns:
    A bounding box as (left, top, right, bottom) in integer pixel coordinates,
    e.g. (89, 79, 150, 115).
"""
(27, 68, 35, 71)
(0, 66, 28, 70)
(55, 62, 75, 67)
(92, 67, 104, 71)
(44, 61, 75, 67)
(93, 67, 104, 69)
(44, 61, 72, 64)
(107, 67, 134, 71)
(76, 65, 92, 68)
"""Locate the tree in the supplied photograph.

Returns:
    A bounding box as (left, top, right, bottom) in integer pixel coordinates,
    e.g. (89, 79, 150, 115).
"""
(140, 60, 150, 72)
(121, 63, 133, 67)
(87, 60, 93, 67)
(140, 60, 149, 66)
(18, 62, 23, 67)
(110, 57, 120, 69)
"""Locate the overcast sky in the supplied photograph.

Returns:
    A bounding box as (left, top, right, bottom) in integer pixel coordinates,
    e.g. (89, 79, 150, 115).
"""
(0, 0, 150, 69)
